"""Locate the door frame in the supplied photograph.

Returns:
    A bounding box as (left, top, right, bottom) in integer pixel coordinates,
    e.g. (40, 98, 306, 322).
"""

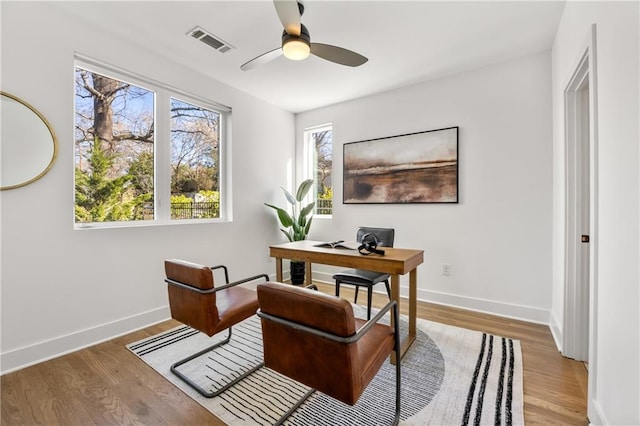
(563, 21, 599, 409)
(563, 50, 590, 361)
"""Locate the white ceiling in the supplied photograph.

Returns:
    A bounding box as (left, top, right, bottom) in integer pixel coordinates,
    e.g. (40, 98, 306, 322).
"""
(53, 1, 566, 113)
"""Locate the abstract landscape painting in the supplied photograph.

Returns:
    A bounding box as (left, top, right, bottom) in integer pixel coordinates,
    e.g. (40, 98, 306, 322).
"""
(343, 127, 458, 204)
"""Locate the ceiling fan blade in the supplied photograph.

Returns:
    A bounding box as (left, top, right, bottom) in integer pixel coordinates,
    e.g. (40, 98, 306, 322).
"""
(273, 0, 301, 36)
(240, 48, 282, 71)
(310, 43, 368, 67)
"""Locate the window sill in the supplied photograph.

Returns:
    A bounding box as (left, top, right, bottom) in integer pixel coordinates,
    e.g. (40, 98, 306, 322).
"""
(314, 214, 333, 220)
(73, 217, 229, 230)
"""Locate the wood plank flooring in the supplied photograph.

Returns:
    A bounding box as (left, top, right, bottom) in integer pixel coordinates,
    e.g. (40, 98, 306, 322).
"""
(1, 283, 588, 425)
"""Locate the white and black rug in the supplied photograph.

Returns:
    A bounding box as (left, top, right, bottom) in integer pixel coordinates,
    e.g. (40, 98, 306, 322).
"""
(127, 309, 523, 425)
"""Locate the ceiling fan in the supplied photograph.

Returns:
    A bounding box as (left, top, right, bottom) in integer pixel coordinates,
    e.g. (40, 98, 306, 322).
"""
(240, 0, 368, 71)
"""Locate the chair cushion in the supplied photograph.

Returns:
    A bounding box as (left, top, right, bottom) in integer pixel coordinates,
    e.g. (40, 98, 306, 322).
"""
(333, 269, 391, 285)
(215, 286, 260, 332)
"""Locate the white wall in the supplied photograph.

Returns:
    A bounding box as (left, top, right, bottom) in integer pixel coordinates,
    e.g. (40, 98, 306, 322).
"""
(0, 2, 294, 373)
(551, 2, 640, 424)
(297, 52, 554, 323)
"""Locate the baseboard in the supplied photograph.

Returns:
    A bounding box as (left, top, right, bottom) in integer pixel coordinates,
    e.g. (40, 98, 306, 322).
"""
(421, 289, 550, 324)
(311, 271, 550, 324)
(549, 310, 564, 352)
(588, 398, 606, 425)
(1, 306, 170, 375)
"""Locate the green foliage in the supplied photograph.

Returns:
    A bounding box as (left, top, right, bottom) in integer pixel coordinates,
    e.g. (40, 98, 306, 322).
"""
(75, 140, 150, 222)
(129, 151, 154, 194)
(170, 194, 193, 204)
(197, 190, 220, 202)
(265, 179, 315, 242)
(171, 164, 217, 194)
(170, 191, 220, 219)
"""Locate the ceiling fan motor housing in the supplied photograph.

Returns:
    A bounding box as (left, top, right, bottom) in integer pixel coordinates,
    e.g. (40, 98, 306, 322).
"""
(282, 23, 310, 48)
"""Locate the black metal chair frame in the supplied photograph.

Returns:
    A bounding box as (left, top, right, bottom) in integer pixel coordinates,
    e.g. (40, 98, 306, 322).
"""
(165, 265, 269, 398)
(257, 299, 401, 426)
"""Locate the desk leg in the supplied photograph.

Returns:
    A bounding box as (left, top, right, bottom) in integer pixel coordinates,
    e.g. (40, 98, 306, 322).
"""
(409, 268, 417, 341)
(305, 261, 312, 286)
(275, 257, 283, 282)
(390, 270, 418, 364)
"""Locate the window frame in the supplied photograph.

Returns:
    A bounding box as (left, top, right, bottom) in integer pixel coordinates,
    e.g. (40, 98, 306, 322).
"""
(303, 123, 333, 217)
(73, 55, 231, 230)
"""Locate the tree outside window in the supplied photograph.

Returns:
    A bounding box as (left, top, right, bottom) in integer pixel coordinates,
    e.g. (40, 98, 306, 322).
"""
(74, 64, 224, 225)
(74, 68, 154, 223)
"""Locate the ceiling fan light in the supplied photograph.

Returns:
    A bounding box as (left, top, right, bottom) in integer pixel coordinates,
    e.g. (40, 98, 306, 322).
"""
(283, 38, 310, 60)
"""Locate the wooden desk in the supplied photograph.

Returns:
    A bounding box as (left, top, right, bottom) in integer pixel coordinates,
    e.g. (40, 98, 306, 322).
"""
(270, 240, 424, 360)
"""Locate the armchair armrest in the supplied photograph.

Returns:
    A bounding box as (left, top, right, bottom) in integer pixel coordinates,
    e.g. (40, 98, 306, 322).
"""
(165, 272, 270, 294)
(210, 264, 230, 284)
(214, 273, 270, 291)
(257, 299, 399, 345)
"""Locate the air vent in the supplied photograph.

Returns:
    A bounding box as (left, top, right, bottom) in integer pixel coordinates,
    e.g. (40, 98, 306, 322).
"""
(187, 26, 234, 53)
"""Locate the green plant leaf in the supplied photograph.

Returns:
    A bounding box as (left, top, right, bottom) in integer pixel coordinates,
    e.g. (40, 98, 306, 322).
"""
(305, 216, 313, 235)
(281, 186, 297, 205)
(296, 179, 314, 202)
(265, 203, 294, 227)
(300, 201, 315, 218)
(292, 221, 304, 241)
(280, 229, 293, 242)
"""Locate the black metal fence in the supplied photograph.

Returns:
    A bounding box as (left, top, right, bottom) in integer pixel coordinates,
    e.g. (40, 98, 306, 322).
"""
(171, 201, 219, 219)
(145, 199, 326, 219)
(317, 199, 333, 215)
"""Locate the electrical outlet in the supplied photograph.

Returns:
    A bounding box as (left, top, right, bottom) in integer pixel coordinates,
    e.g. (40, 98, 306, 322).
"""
(442, 264, 451, 276)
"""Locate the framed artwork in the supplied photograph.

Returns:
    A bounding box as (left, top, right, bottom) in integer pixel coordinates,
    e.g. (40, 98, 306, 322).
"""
(343, 126, 458, 204)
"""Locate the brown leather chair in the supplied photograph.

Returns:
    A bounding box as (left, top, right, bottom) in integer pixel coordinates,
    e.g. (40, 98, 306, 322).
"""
(164, 258, 269, 398)
(256, 282, 401, 425)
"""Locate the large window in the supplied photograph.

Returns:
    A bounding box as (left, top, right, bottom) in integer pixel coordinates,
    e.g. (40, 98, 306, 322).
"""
(304, 124, 333, 215)
(74, 58, 228, 228)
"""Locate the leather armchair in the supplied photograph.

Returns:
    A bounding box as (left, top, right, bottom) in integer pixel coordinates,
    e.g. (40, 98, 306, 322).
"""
(257, 281, 401, 425)
(164, 258, 269, 397)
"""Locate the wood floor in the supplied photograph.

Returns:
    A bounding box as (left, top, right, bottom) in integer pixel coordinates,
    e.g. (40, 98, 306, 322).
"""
(1, 283, 588, 425)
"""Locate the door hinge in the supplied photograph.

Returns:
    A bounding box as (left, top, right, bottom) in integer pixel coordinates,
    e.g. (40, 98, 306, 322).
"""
(581, 235, 590, 243)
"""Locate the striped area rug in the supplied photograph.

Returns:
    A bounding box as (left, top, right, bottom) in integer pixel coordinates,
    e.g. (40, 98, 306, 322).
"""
(127, 310, 523, 425)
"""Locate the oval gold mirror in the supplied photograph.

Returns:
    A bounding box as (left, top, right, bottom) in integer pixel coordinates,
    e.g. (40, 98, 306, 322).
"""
(1, 91, 58, 190)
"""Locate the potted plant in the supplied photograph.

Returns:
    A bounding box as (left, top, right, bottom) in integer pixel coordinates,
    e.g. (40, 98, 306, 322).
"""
(265, 179, 315, 284)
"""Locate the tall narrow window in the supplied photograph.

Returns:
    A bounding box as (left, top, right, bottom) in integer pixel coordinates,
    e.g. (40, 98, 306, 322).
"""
(74, 68, 155, 223)
(170, 98, 220, 219)
(304, 124, 333, 215)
